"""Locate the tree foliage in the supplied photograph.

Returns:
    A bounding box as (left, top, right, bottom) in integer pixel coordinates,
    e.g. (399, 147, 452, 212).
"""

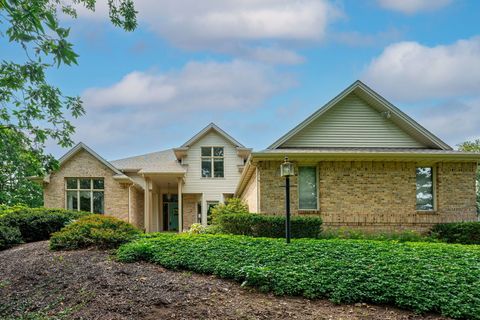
(0, 0, 137, 205)
(458, 139, 480, 214)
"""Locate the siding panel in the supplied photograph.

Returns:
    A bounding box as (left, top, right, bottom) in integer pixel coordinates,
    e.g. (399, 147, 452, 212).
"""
(280, 94, 426, 148)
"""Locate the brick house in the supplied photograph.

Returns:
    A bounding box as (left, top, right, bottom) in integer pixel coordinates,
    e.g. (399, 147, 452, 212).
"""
(236, 81, 479, 232)
(40, 81, 479, 232)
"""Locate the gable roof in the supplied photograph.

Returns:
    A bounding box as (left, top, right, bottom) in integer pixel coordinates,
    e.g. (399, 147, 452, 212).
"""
(59, 142, 125, 175)
(267, 80, 452, 150)
(180, 123, 245, 148)
(111, 149, 185, 174)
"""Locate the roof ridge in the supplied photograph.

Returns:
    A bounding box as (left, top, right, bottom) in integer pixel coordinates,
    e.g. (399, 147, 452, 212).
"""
(110, 148, 173, 162)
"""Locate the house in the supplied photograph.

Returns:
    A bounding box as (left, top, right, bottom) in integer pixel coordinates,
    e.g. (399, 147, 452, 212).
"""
(236, 81, 479, 231)
(41, 81, 479, 232)
(42, 123, 251, 232)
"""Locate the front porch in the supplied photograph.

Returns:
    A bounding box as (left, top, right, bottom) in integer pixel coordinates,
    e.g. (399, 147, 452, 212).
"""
(143, 174, 204, 232)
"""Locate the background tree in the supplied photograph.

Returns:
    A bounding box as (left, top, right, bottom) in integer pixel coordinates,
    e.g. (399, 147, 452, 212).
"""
(0, 0, 136, 206)
(458, 139, 480, 214)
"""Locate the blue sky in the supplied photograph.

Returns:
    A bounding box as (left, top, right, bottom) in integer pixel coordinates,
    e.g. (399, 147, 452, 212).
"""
(33, 0, 480, 159)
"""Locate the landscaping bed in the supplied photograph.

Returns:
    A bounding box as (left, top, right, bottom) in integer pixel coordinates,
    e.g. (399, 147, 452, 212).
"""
(0, 241, 448, 320)
(118, 233, 480, 319)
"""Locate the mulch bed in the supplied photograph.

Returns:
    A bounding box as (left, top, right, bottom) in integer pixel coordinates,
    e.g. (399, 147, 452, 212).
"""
(0, 241, 448, 320)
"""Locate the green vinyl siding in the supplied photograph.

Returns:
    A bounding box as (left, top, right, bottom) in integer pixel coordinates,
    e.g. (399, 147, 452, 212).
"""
(280, 93, 426, 148)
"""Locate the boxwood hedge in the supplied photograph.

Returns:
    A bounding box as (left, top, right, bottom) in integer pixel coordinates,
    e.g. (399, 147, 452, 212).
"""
(117, 234, 480, 319)
(0, 207, 89, 245)
(431, 222, 480, 244)
(0, 225, 23, 250)
(216, 213, 322, 238)
(50, 215, 142, 250)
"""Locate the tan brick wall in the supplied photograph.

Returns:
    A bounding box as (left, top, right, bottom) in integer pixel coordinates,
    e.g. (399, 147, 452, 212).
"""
(44, 149, 129, 221)
(183, 194, 199, 230)
(130, 187, 144, 230)
(257, 160, 478, 232)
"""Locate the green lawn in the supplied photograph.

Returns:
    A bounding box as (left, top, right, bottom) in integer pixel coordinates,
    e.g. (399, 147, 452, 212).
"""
(117, 233, 480, 319)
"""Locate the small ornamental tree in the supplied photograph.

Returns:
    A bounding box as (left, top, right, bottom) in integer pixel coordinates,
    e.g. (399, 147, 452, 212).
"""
(210, 198, 249, 224)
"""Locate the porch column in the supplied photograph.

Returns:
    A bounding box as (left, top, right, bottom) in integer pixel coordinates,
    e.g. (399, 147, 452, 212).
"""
(144, 177, 151, 233)
(177, 177, 183, 232)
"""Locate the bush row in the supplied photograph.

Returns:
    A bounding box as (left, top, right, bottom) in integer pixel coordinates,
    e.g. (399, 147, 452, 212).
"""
(431, 222, 480, 244)
(50, 215, 142, 250)
(117, 233, 480, 319)
(215, 213, 322, 238)
(0, 207, 89, 250)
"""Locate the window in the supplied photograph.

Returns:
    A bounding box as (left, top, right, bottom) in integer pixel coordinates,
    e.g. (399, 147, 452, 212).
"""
(416, 167, 434, 211)
(298, 166, 318, 210)
(66, 178, 104, 214)
(201, 147, 224, 178)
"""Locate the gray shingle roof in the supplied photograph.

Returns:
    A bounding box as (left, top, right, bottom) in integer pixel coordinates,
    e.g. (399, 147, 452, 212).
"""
(110, 149, 185, 174)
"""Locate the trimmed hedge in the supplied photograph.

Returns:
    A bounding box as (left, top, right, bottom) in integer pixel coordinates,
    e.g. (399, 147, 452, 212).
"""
(117, 234, 480, 319)
(0, 225, 23, 250)
(431, 222, 480, 244)
(0, 208, 88, 243)
(216, 213, 322, 238)
(50, 215, 141, 250)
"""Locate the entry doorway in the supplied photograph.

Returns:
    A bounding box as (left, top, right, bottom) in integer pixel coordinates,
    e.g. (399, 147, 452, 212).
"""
(162, 194, 179, 231)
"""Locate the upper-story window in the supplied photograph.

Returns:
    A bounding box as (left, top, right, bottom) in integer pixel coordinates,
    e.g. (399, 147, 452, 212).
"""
(201, 147, 224, 178)
(66, 178, 104, 214)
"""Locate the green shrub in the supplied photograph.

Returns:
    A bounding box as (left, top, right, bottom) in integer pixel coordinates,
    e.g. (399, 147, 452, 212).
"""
(50, 215, 142, 250)
(0, 225, 23, 250)
(210, 198, 248, 224)
(117, 233, 480, 319)
(320, 228, 434, 242)
(216, 213, 322, 238)
(431, 222, 480, 244)
(0, 207, 89, 242)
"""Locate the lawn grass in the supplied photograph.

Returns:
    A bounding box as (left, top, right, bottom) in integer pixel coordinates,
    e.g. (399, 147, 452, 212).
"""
(117, 233, 480, 319)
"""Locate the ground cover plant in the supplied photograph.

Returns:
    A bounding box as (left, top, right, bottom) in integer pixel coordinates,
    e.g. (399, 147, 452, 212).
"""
(117, 233, 480, 319)
(50, 215, 141, 250)
(320, 228, 435, 242)
(216, 213, 322, 238)
(0, 207, 89, 246)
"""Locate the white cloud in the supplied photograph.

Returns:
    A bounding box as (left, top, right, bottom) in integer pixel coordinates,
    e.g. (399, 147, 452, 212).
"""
(377, 0, 452, 14)
(363, 37, 480, 101)
(83, 60, 293, 110)
(67, 60, 295, 157)
(71, 0, 341, 64)
(417, 99, 480, 146)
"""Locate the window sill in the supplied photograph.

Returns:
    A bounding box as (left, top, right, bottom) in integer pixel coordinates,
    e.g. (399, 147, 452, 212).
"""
(298, 209, 320, 214)
(416, 210, 437, 215)
(201, 177, 226, 180)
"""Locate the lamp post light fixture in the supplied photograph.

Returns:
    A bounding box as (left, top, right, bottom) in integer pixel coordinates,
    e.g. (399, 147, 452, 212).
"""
(280, 156, 294, 243)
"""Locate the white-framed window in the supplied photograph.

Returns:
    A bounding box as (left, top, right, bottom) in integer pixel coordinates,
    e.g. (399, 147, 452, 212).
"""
(298, 166, 318, 210)
(416, 167, 435, 211)
(201, 147, 224, 178)
(65, 178, 104, 214)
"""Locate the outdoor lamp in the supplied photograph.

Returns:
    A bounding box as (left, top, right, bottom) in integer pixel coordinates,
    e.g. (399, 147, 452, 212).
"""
(280, 156, 293, 243)
(280, 157, 294, 177)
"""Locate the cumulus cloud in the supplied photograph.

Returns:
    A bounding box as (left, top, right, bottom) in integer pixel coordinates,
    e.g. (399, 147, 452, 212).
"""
(83, 60, 293, 110)
(416, 99, 480, 145)
(363, 37, 480, 101)
(66, 60, 295, 157)
(377, 0, 452, 14)
(71, 0, 340, 64)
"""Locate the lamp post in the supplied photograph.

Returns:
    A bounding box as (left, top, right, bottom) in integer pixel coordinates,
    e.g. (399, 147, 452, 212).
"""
(280, 156, 294, 243)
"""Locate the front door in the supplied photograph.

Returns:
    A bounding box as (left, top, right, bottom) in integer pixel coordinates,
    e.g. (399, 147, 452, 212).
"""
(168, 203, 179, 231)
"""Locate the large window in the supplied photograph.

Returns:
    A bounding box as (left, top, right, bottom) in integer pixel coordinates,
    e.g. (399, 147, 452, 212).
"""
(201, 147, 224, 178)
(66, 178, 104, 214)
(298, 166, 318, 210)
(416, 167, 434, 211)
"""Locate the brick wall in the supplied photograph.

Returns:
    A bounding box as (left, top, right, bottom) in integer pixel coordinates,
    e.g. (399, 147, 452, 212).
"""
(44, 149, 129, 221)
(130, 187, 144, 229)
(183, 194, 200, 230)
(257, 160, 477, 232)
